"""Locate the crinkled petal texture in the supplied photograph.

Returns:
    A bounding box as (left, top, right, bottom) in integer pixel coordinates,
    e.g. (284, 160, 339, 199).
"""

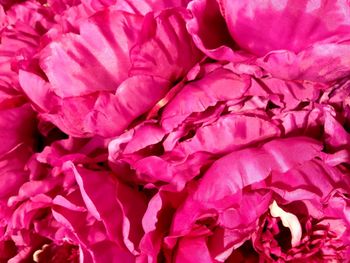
(59, 163, 147, 257)
(130, 8, 203, 82)
(0, 0, 52, 95)
(84, 0, 190, 14)
(19, 8, 174, 137)
(135, 137, 322, 261)
(40, 9, 142, 97)
(252, 159, 350, 261)
(222, 0, 350, 56)
(3, 154, 148, 262)
(171, 137, 322, 232)
(3, 0, 350, 262)
(108, 65, 327, 192)
(137, 136, 350, 262)
(188, 0, 350, 82)
(19, 6, 205, 138)
(0, 104, 36, 201)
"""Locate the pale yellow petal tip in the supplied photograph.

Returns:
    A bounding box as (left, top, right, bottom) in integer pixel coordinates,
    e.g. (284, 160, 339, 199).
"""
(33, 244, 49, 262)
(269, 200, 302, 247)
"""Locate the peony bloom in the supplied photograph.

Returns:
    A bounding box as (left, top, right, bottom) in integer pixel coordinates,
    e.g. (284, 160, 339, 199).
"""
(107, 60, 350, 261)
(187, 0, 350, 82)
(1, 134, 148, 262)
(108, 62, 326, 190)
(138, 137, 350, 262)
(1, 0, 350, 262)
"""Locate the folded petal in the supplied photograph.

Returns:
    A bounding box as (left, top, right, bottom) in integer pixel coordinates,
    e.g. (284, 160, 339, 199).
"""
(193, 137, 322, 203)
(161, 68, 249, 131)
(176, 113, 280, 155)
(84, 0, 190, 14)
(0, 103, 36, 157)
(221, 0, 350, 56)
(186, 0, 239, 61)
(130, 8, 202, 82)
(257, 42, 350, 82)
(39, 9, 143, 97)
(174, 237, 212, 263)
(65, 162, 147, 254)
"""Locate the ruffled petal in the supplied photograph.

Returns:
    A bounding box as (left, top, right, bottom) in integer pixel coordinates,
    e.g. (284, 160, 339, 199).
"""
(193, 137, 322, 203)
(130, 8, 203, 82)
(221, 0, 350, 56)
(39, 9, 143, 97)
(174, 237, 212, 263)
(161, 68, 250, 131)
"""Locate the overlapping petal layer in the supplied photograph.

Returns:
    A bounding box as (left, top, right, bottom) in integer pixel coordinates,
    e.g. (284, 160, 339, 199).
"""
(1, 0, 350, 262)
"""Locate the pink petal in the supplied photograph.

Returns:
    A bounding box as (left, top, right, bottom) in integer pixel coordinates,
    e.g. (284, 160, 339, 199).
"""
(39, 9, 143, 97)
(186, 0, 240, 61)
(0, 103, 36, 157)
(193, 137, 322, 202)
(269, 159, 348, 203)
(84, 0, 190, 14)
(176, 114, 280, 155)
(174, 237, 212, 263)
(130, 8, 202, 82)
(222, 0, 350, 56)
(170, 137, 322, 235)
(161, 67, 250, 131)
(66, 162, 146, 254)
(257, 43, 350, 82)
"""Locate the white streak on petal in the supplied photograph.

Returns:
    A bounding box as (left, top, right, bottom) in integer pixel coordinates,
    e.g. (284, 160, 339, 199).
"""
(269, 200, 302, 247)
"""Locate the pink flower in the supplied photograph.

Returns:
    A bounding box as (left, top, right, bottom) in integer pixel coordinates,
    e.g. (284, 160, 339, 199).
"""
(187, 0, 350, 82)
(251, 155, 350, 261)
(1, 0, 350, 262)
(108, 63, 325, 190)
(107, 62, 350, 261)
(138, 137, 350, 262)
(50, 162, 148, 262)
(1, 133, 147, 262)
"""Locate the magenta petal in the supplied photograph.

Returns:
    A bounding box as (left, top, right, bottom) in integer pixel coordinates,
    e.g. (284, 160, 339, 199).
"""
(66, 162, 146, 254)
(176, 114, 281, 155)
(161, 68, 249, 131)
(222, 0, 350, 56)
(39, 9, 143, 97)
(123, 124, 165, 155)
(324, 110, 350, 149)
(257, 43, 350, 82)
(269, 159, 348, 203)
(209, 191, 272, 261)
(169, 137, 322, 237)
(188, 0, 350, 81)
(192, 137, 322, 202)
(84, 0, 190, 14)
(21, 73, 170, 137)
(84, 76, 170, 137)
(89, 241, 135, 263)
(0, 104, 35, 199)
(186, 0, 240, 61)
(0, 145, 31, 199)
(221, 0, 350, 82)
(0, 103, 36, 157)
(174, 237, 212, 263)
(130, 8, 202, 82)
(18, 71, 58, 112)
